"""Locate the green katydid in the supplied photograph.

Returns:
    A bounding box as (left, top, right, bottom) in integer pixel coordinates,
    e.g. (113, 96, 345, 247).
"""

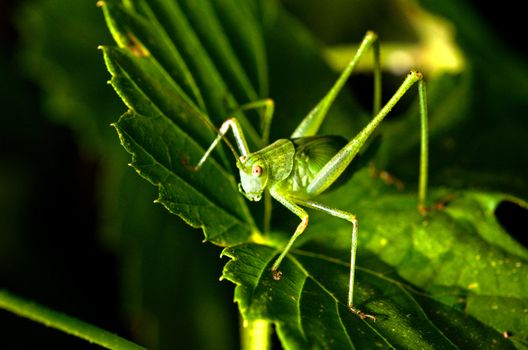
(188, 31, 428, 320)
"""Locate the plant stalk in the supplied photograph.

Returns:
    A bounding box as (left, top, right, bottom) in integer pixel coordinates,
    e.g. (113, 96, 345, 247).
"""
(240, 317, 272, 350)
(0, 290, 145, 350)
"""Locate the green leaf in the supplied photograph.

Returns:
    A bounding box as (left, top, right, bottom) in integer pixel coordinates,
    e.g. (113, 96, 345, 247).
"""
(100, 0, 528, 349)
(100, 0, 271, 245)
(112, 108, 254, 245)
(223, 170, 528, 349)
(101, 0, 264, 147)
(223, 244, 516, 350)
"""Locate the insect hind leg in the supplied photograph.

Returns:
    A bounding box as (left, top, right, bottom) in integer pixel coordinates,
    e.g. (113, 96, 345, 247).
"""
(298, 199, 375, 321)
(306, 71, 428, 210)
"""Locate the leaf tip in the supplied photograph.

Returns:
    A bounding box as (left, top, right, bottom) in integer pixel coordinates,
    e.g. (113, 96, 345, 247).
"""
(95, 1, 105, 8)
(220, 247, 236, 260)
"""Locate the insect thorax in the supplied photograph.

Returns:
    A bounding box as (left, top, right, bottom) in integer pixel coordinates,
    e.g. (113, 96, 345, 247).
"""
(237, 139, 296, 201)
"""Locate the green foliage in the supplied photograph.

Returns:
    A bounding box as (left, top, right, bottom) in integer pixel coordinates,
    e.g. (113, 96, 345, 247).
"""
(103, 44, 255, 245)
(223, 170, 528, 349)
(99, 0, 528, 349)
(4, 0, 527, 349)
(12, 0, 239, 348)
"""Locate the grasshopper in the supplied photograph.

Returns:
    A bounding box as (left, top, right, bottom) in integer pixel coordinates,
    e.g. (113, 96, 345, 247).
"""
(189, 31, 428, 320)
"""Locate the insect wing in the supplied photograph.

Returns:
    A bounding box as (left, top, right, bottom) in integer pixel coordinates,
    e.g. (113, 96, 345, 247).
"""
(289, 136, 347, 192)
(293, 136, 347, 170)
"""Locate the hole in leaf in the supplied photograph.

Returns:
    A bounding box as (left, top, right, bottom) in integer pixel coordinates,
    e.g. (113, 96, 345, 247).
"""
(494, 200, 528, 247)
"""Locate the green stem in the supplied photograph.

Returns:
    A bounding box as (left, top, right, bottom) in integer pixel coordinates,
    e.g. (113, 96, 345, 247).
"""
(0, 290, 145, 350)
(240, 318, 271, 350)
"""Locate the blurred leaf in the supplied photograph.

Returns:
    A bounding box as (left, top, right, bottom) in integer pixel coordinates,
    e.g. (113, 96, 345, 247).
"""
(16, 0, 121, 153)
(383, 0, 528, 197)
(428, 0, 528, 198)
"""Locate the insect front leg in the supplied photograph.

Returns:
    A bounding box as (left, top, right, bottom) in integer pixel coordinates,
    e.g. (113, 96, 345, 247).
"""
(269, 189, 309, 280)
(189, 118, 250, 171)
(189, 99, 276, 172)
(298, 199, 375, 321)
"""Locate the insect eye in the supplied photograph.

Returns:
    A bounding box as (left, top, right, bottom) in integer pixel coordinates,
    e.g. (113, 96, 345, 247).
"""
(252, 165, 263, 177)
